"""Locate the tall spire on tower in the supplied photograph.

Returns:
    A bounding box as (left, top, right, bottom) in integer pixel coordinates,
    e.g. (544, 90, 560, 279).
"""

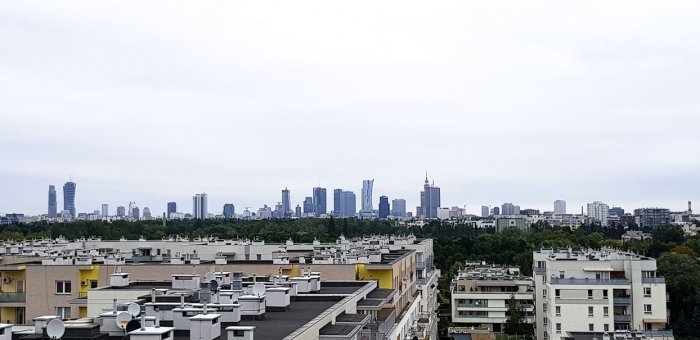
(425, 171, 429, 185)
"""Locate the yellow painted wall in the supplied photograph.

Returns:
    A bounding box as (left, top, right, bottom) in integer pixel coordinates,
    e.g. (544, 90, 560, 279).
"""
(282, 265, 302, 277)
(355, 264, 394, 289)
(79, 307, 87, 318)
(0, 268, 26, 293)
(79, 266, 100, 295)
(0, 307, 18, 324)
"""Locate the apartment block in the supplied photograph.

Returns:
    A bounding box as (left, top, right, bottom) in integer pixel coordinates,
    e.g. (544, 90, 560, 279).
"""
(533, 248, 668, 340)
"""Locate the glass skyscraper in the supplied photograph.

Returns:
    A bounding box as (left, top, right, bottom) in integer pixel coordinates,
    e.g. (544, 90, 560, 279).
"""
(378, 196, 390, 219)
(63, 181, 76, 218)
(167, 202, 177, 218)
(281, 187, 291, 218)
(361, 179, 374, 213)
(48, 185, 57, 218)
(312, 187, 326, 217)
(223, 203, 235, 218)
(420, 175, 440, 219)
(193, 193, 208, 219)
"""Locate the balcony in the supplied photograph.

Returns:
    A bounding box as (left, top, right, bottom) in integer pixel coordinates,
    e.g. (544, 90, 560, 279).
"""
(416, 261, 425, 270)
(642, 277, 665, 284)
(613, 298, 631, 306)
(550, 278, 631, 285)
(534, 267, 546, 275)
(0, 292, 26, 303)
(614, 314, 632, 323)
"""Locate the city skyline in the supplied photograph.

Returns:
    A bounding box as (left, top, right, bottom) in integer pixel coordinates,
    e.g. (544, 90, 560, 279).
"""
(4, 175, 696, 218)
(2, 1, 699, 217)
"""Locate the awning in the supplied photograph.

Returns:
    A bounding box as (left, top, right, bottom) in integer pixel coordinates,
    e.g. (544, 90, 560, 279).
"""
(643, 318, 667, 323)
(583, 268, 613, 272)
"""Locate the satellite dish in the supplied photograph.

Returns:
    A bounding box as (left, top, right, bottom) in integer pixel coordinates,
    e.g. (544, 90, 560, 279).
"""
(115, 311, 132, 330)
(127, 302, 141, 317)
(125, 320, 141, 333)
(209, 280, 219, 291)
(46, 319, 65, 339)
(252, 282, 266, 296)
(204, 272, 215, 282)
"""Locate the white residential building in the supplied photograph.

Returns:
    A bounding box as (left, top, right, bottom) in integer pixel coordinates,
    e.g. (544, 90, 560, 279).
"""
(554, 200, 566, 215)
(587, 201, 609, 226)
(533, 248, 668, 340)
(451, 264, 534, 333)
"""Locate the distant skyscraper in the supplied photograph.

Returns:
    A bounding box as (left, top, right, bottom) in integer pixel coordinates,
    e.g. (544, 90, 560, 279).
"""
(333, 189, 343, 217)
(63, 181, 76, 218)
(391, 199, 406, 217)
(295, 205, 301, 218)
(361, 179, 374, 213)
(312, 187, 327, 217)
(132, 206, 140, 219)
(587, 201, 610, 226)
(303, 197, 313, 215)
(501, 203, 517, 216)
(554, 200, 566, 215)
(48, 185, 57, 218)
(281, 187, 291, 217)
(481, 205, 490, 218)
(167, 202, 177, 218)
(492, 207, 500, 216)
(142, 207, 151, 219)
(101, 204, 109, 217)
(116, 206, 126, 217)
(420, 174, 441, 219)
(343, 191, 356, 217)
(223, 204, 235, 218)
(378, 196, 390, 219)
(193, 193, 208, 219)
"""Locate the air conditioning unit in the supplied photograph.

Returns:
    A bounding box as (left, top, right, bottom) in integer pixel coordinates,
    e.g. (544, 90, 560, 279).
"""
(2, 277, 12, 284)
(81, 280, 89, 286)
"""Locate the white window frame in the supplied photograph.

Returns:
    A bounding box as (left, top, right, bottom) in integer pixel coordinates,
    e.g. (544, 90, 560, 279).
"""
(644, 304, 652, 314)
(56, 307, 70, 320)
(56, 281, 71, 295)
(644, 287, 652, 297)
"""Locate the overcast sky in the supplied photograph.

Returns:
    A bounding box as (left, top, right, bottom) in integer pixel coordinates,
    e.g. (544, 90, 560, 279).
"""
(2, 1, 699, 217)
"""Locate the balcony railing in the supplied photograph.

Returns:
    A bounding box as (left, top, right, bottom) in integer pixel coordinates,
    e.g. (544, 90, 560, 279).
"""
(614, 314, 631, 323)
(0, 292, 26, 303)
(550, 278, 631, 285)
(641, 277, 665, 284)
(613, 298, 631, 305)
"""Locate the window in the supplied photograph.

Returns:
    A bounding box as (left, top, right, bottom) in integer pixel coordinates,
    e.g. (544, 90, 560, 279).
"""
(555, 289, 560, 298)
(588, 290, 593, 299)
(604, 324, 610, 332)
(233, 330, 244, 337)
(56, 281, 71, 294)
(256, 254, 262, 261)
(644, 287, 652, 297)
(604, 306, 609, 317)
(542, 275, 546, 283)
(56, 307, 70, 319)
(589, 324, 594, 331)
(556, 323, 562, 333)
(544, 331, 549, 340)
(90, 280, 98, 289)
(644, 304, 652, 314)
(588, 306, 594, 317)
(543, 317, 548, 326)
(555, 306, 561, 317)
(543, 289, 547, 298)
(603, 290, 608, 299)
(559, 271, 565, 279)
(543, 303, 548, 313)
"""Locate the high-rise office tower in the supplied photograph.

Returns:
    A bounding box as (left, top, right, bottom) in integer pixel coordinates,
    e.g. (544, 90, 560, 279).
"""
(312, 187, 326, 217)
(193, 193, 208, 219)
(343, 191, 356, 217)
(481, 205, 490, 218)
(587, 201, 609, 226)
(101, 204, 109, 217)
(48, 185, 57, 218)
(116, 206, 126, 217)
(420, 174, 441, 219)
(391, 199, 406, 217)
(295, 205, 302, 218)
(501, 203, 517, 216)
(167, 202, 177, 218)
(132, 207, 140, 219)
(303, 197, 313, 215)
(361, 179, 374, 213)
(223, 204, 235, 218)
(63, 181, 76, 218)
(281, 187, 291, 218)
(333, 189, 343, 217)
(192, 193, 209, 219)
(142, 207, 151, 219)
(492, 207, 500, 216)
(609, 207, 625, 217)
(378, 196, 390, 219)
(553, 200, 566, 215)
